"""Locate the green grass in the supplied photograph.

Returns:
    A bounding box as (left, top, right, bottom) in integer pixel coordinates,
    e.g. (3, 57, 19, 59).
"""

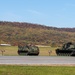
(0, 46, 57, 56)
(0, 65, 75, 75)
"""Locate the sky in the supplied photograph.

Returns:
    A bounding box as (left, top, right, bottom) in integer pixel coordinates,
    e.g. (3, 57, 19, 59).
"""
(0, 0, 75, 28)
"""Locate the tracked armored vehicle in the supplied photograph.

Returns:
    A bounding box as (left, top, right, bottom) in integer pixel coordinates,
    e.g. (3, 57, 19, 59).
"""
(56, 42, 75, 56)
(18, 43, 39, 56)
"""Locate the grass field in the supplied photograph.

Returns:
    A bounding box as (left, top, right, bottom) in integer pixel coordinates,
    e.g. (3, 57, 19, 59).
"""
(0, 47, 75, 75)
(0, 46, 57, 56)
(0, 65, 75, 75)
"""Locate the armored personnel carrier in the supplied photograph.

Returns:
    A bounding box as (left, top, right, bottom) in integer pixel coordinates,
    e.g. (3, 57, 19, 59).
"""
(18, 43, 39, 55)
(56, 42, 75, 56)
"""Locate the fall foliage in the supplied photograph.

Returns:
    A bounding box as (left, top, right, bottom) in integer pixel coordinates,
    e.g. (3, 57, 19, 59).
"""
(0, 21, 75, 46)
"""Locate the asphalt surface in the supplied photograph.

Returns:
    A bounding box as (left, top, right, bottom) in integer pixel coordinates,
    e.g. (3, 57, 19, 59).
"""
(0, 56, 75, 65)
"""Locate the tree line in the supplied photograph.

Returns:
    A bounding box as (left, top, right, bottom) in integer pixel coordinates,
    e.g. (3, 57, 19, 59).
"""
(0, 21, 75, 47)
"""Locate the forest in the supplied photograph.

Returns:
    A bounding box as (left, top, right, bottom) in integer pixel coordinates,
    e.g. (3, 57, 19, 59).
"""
(0, 21, 75, 46)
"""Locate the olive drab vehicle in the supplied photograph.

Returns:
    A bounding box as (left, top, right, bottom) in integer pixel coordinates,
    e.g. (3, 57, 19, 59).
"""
(18, 43, 39, 55)
(56, 42, 75, 56)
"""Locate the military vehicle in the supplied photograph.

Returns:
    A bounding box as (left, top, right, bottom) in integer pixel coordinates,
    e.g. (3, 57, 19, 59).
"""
(17, 43, 39, 55)
(56, 42, 75, 56)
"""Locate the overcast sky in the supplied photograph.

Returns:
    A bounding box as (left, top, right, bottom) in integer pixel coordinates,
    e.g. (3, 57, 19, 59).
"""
(0, 0, 75, 28)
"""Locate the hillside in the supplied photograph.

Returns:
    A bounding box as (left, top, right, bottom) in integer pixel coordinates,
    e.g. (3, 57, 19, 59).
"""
(0, 21, 75, 46)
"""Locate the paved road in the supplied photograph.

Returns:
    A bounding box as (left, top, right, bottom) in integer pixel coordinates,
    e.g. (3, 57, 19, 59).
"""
(0, 56, 75, 65)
